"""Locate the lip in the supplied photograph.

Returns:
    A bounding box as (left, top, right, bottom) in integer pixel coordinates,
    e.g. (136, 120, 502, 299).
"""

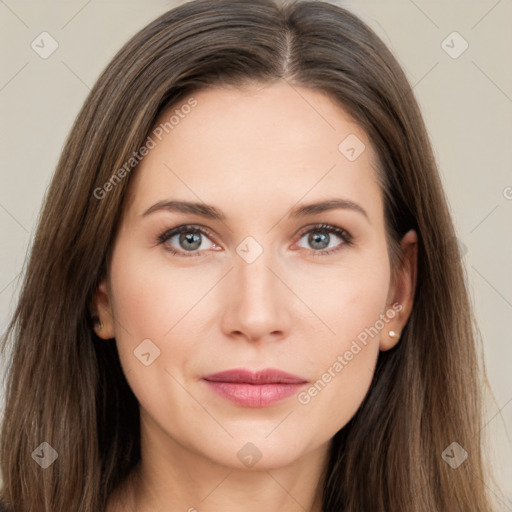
(202, 368, 308, 407)
(202, 368, 308, 384)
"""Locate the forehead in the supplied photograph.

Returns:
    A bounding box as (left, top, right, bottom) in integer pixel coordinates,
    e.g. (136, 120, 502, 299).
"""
(125, 80, 383, 223)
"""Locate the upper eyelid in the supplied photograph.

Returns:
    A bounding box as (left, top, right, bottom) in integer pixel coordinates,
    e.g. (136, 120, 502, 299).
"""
(159, 223, 215, 239)
(296, 223, 349, 237)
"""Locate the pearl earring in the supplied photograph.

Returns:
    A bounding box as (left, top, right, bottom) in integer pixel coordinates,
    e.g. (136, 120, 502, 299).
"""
(389, 329, 400, 339)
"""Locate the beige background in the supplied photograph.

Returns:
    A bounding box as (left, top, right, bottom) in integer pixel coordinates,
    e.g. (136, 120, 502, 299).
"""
(0, 0, 511, 507)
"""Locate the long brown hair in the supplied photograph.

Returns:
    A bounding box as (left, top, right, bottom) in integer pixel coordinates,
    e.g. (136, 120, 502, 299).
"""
(0, 0, 494, 510)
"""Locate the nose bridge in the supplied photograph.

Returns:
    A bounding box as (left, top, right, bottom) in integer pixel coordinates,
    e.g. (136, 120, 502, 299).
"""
(221, 237, 289, 341)
(235, 242, 279, 306)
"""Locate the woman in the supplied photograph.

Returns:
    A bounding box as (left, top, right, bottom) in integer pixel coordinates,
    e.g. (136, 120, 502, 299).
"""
(0, 0, 495, 510)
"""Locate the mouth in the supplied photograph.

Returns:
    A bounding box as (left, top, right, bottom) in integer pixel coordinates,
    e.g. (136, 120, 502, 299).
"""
(201, 368, 308, 407)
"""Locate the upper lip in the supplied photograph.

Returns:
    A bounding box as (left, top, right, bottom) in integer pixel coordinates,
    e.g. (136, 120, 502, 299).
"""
(202, 368, 308, 384)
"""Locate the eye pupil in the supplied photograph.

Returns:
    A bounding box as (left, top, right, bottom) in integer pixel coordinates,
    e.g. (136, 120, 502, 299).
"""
(309, 231, 329, 250)
(180, 231, 201, 251)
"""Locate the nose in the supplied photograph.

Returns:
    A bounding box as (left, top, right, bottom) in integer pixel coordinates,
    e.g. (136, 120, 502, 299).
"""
(220, 248, 292, 344)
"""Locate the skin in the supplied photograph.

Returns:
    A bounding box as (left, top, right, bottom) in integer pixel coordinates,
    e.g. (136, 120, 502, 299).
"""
(94, 79, 417, 512)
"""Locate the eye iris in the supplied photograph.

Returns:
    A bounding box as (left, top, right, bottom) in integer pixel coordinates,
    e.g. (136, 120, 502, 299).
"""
(180, 231, 201, 251)
(309, 231, 329, 250)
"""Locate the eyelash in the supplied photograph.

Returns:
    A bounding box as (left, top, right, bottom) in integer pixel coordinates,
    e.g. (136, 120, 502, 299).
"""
(156, 223, 353, 258)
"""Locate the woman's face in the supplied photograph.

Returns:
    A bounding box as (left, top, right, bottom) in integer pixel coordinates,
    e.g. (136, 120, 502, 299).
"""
(95, 80, 416, 471)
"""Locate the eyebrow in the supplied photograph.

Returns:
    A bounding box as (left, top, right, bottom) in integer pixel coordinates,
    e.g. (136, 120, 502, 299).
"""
(141, 198, 369, 221)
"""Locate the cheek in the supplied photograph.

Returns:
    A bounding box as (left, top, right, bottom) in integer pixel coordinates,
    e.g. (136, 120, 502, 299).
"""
(291, 249, 391, 354)
(109, 247, 209, 342)
(107, 247, 210, 425)
(334, 270, 389, 350)
(296, 343, 378, 440)
(292, 254, 390, 432)
(107, 246, 198, 385)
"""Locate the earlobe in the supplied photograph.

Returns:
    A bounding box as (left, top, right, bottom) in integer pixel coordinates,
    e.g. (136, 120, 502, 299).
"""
(90, 277, 115, 340)
(380, 229, 418, 351)
(380, 328, 401, 351)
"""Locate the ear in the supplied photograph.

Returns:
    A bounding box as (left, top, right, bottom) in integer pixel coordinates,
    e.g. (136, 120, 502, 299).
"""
(380, 229, 418, 351)
(90, 276, 116, 339)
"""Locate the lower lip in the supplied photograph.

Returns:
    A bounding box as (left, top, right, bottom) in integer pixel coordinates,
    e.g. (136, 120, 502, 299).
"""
(203, 380, 306, 407)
